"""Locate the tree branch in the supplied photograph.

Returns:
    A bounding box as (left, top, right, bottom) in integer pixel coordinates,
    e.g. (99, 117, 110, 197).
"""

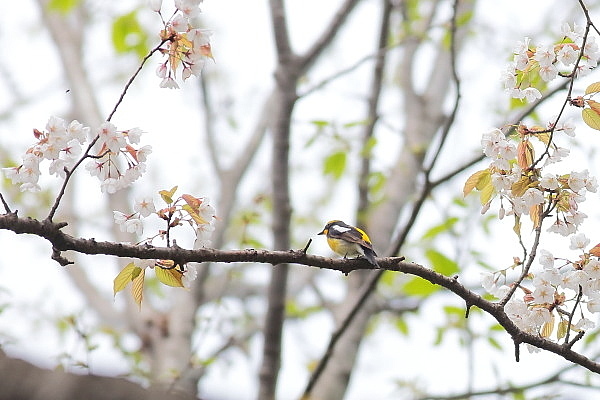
(269, 0, 294, 63)
(2, 212, 600, 373)
(418, 358, 599, 400)
(299, 0, 362, 72)
(0, 213, 600, 373)
(0, 350, 196, 400)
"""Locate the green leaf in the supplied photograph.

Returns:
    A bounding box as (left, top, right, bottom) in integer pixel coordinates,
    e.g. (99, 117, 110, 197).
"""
(512, 390, 526, 400)
(47, 0, 81, 13)
(441, 10, 473, 49)
(443, 305, 464, 316)
(463, 169, 490, 197)
(433, 327, 444, 346)
(425, 249, 459, 276)
(285, 300, 322, 318)
(452, 197, 468, 208)
(380, 270, 396, 287)
(360, 136, 377, 157)
(111, 11, 149, 59)
(113, 262, 140, 296)
(585, 81, 600, 95)
(342, 119, 369, 128)
(487, 336, 503, 350)
(421, 217, 459, 240)
(368, 171, 387, 196)
(489, 323, 505, 332)
(183, 204, 208, 225)
(403, 276, 439, 297)
(242, 237, 266, 249)
(159, 186, 178, 204)
(479, 180, 495, 205)
(323, 151, 347, 180)
(310, 120, 330, 128)
(131, 268, 145, 310)
(155, 266, 184, 288)
(394, 318, 409, 336)
(582, 107, 600, 130)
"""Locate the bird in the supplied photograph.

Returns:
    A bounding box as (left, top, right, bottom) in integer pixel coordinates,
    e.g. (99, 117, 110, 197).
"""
(318, 220, 379, 267)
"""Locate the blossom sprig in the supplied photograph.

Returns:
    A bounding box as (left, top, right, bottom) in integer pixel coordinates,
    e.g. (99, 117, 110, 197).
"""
(85, 122, 152, 194)
(465, 124, 597, 236)
(112, 188, 217, 306)
(470, 23, 600, 350)
(150, 0, 213, 88)
(2, 117, 151, 194)
(503, 22, 599, 103)
(482, 236, 600, 347)
(2, 116, 88, 192)
(113, 186, 216, 247)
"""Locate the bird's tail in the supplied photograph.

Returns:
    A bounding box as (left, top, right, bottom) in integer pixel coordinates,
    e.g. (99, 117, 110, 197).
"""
(363, 247, 379, 267)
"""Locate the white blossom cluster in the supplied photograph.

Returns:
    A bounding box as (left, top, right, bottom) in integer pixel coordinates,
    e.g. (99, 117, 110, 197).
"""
(480, 126, 599, 342)
(113, 194, 216, 285)
(502, 22, 600, 102)
(482, 233, 600, 348)
(151, 0, 212, 89)
(478, 24, 600, 345)
(3, 117, 151, 194)
(85, 122, 152, 193)
(113, 195, 216, 243)
(480, 127, 597, 234)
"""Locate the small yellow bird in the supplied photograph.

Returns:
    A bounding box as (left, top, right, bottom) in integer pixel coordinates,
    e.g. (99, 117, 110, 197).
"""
(318, 220, 379, 267)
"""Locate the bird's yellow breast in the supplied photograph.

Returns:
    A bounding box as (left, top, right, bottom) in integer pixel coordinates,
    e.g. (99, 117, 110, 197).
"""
(326, 237, 363, 258)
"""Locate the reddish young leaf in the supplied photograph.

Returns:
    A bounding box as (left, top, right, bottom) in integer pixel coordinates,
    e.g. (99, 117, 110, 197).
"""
(517, 140, 534, 169)
(590, 243, 600, 257)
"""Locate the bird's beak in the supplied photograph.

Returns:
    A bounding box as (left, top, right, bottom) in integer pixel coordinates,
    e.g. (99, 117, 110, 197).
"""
(317, 229, 325, 235)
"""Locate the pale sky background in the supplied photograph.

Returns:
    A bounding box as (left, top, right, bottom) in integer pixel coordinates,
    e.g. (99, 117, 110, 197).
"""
(1, 1, 600, 399)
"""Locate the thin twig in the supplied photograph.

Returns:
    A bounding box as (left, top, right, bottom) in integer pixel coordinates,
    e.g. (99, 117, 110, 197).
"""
(45, 135, 99, 222)
(530, 4, 591, 169)
(299, 44, 397, 98)
(430, 81, 568, 188)
(564, 285, 583, 346)
(388, 0, 464, 257)
(0, 192, 11, 214)
(106, 40, 168, 122)
(299, 0, 361, 72)
(199, 73, 222, 176)
(46, 40, 168, 222)
(423, 0, 462, 177)
(500, 224, 543, 307)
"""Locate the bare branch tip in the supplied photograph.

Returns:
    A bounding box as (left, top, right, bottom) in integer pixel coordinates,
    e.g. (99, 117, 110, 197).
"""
(55, 221, 68, 230)
(52, 248, 73, 266)
(565, 330, 585, 349)
(513, 339, 521, 362)
(464, 303, 472, 318)
(301, 238, 312, 254)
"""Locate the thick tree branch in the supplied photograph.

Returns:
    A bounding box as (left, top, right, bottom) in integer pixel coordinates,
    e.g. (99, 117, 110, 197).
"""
(260, 2, 297, 395)
(3, 212, 600, 374)
(269, 0, 294, 62)
(0, 350, 195, 400)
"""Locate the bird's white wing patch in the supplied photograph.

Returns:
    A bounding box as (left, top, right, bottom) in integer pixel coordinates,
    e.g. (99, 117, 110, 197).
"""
(331, 224, 351, 233)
